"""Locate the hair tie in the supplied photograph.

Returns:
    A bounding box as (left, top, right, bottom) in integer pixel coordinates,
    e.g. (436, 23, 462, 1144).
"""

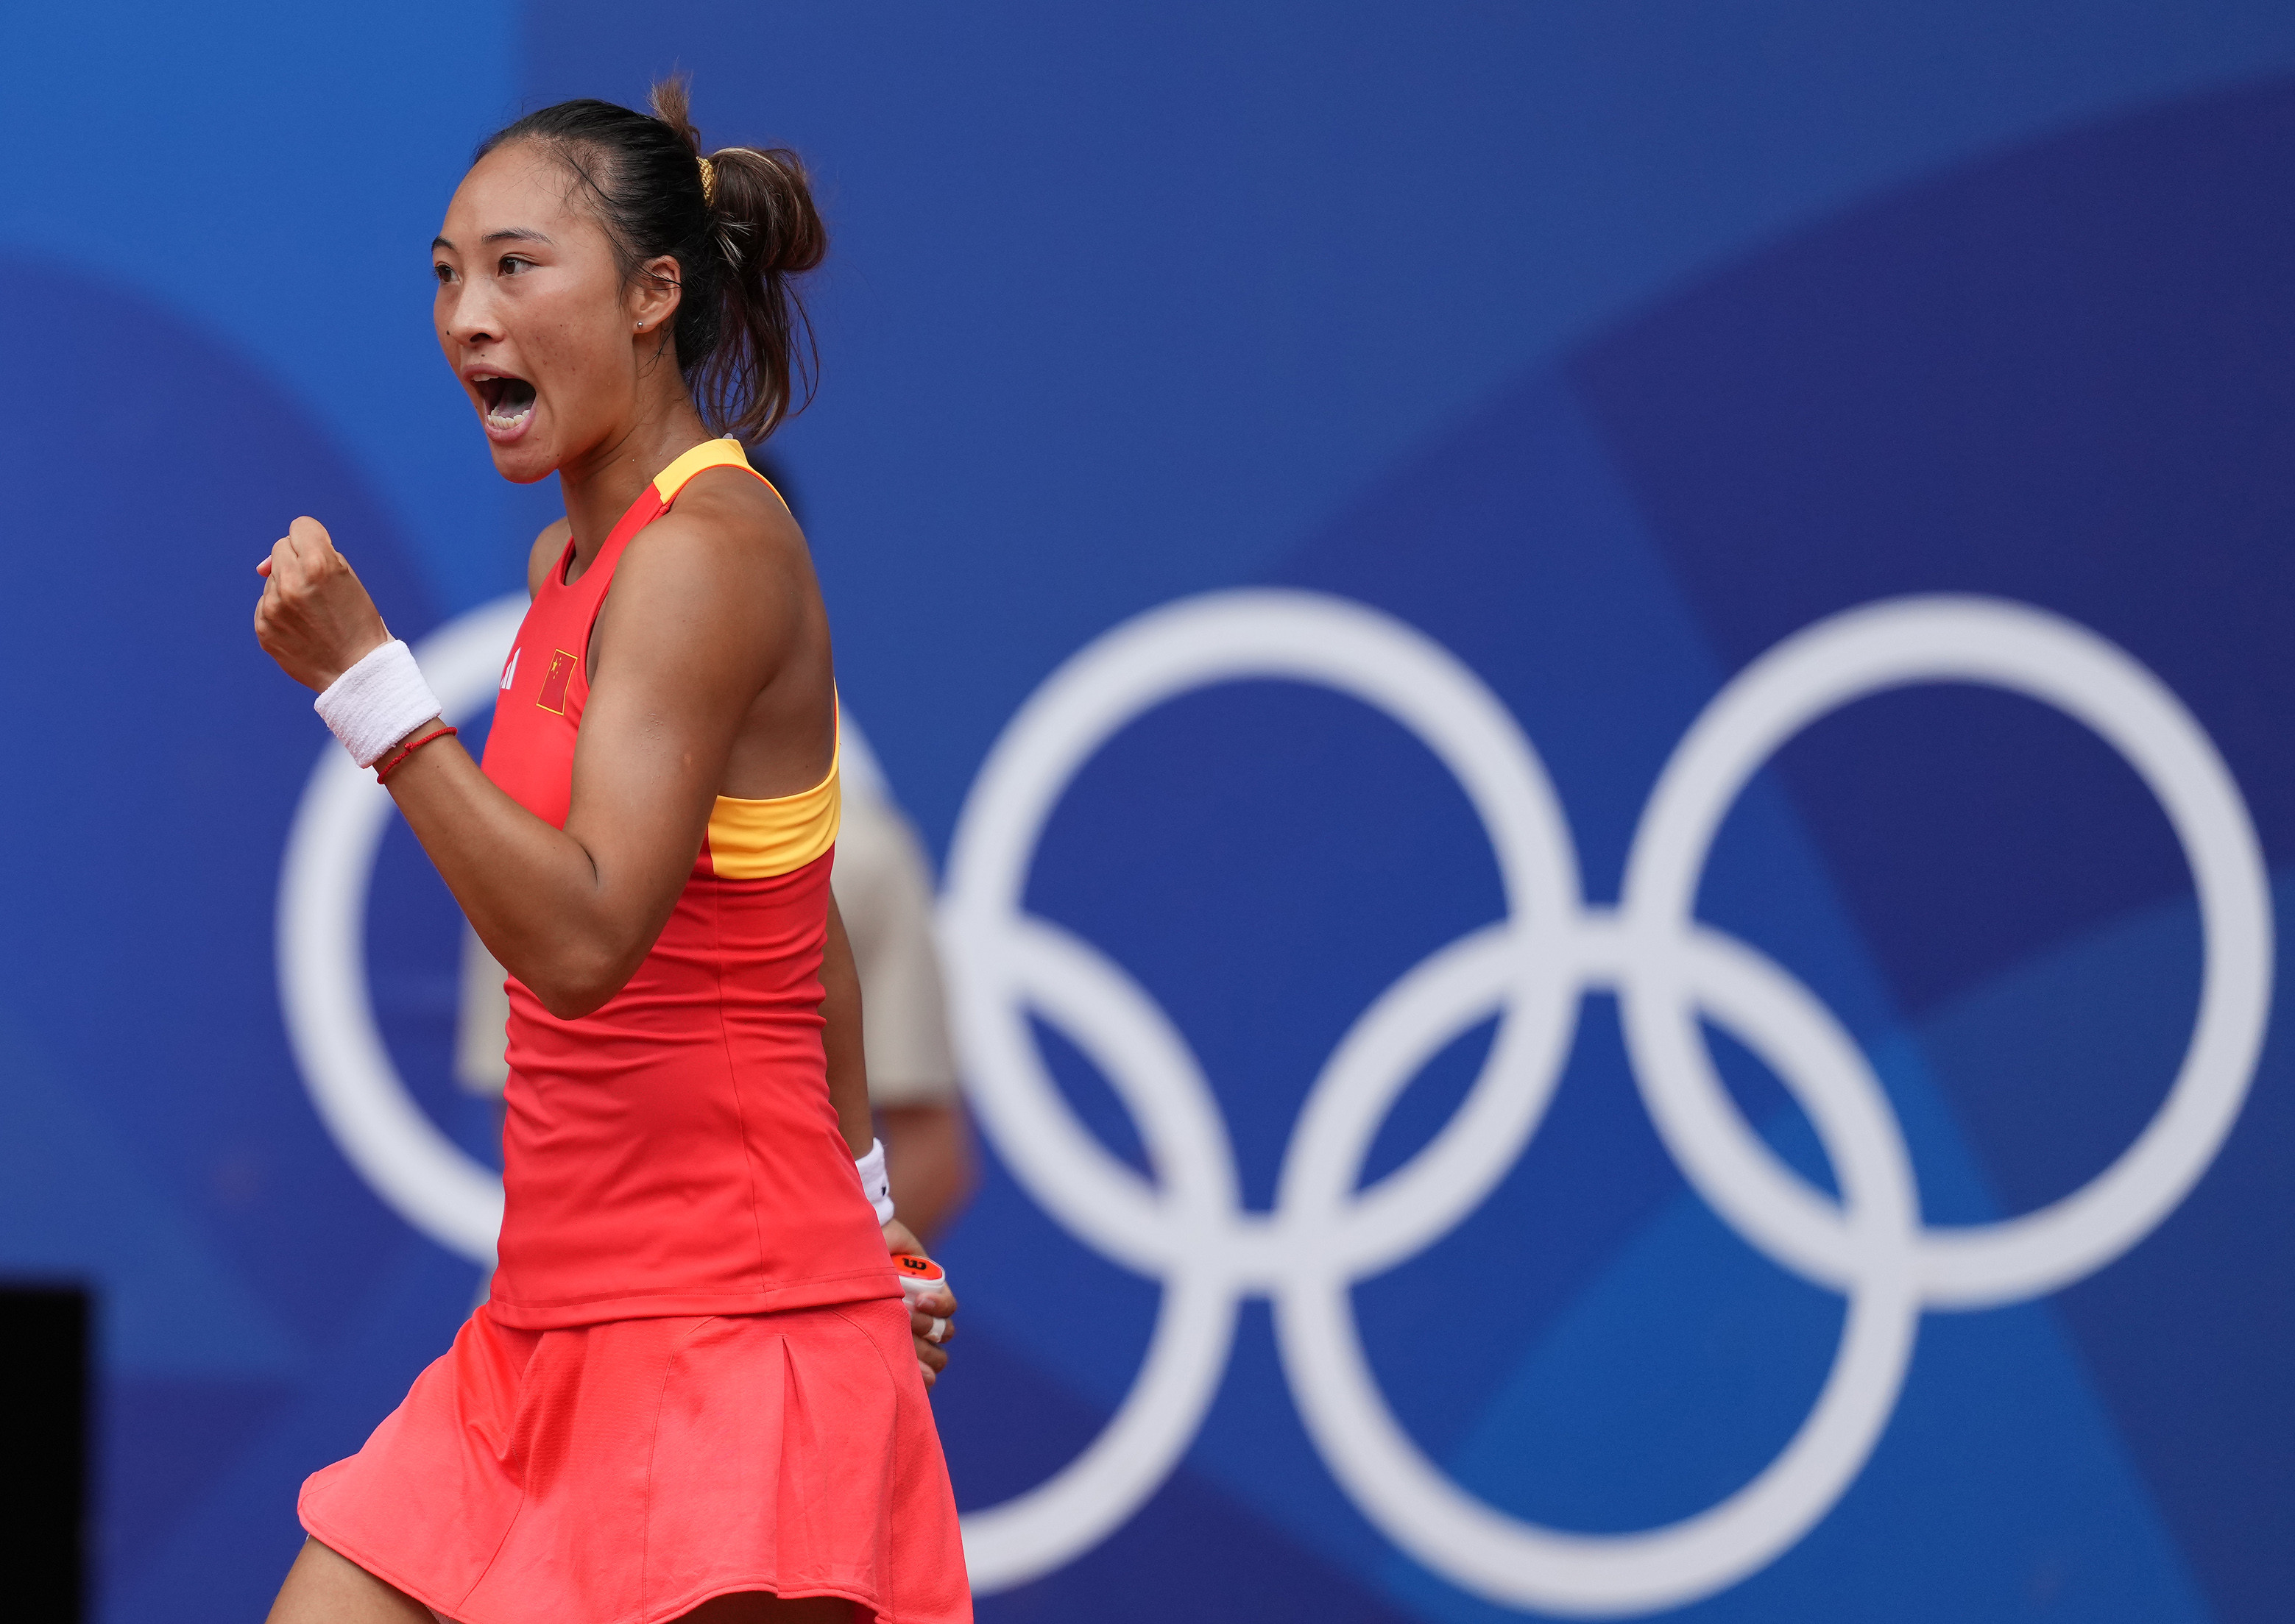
(697, 155, 717, 206)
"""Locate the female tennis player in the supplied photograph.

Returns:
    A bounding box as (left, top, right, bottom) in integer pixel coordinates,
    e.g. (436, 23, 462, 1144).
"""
(253, 82, 969, 1624)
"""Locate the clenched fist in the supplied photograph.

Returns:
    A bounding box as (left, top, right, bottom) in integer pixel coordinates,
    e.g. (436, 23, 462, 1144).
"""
(255, 516, 392, 691)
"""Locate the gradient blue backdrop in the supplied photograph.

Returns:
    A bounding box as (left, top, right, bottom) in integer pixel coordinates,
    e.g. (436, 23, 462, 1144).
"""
(1, 4, 2291, 1620)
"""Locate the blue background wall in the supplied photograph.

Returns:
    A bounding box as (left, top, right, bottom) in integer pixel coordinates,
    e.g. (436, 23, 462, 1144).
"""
(2, 4, 2292, 1620)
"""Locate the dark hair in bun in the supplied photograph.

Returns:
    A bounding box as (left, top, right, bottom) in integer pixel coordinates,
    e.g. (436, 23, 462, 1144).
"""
(478, 76, 827, 442)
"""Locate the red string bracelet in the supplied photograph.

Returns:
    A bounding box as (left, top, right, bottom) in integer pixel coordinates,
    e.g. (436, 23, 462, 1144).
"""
(375, 724, 458, 783)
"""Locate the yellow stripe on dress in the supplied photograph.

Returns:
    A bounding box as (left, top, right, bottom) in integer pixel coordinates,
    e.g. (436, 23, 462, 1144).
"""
(651, 436, 787, 508)
(705, 717, 841, 880)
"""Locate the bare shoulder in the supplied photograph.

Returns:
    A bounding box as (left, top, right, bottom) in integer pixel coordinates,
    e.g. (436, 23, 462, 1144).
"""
(668, 466, 807, 563)
(526, 517, 572, 598)
(615, 467, 811, 600)
(599, 467, 816, 664)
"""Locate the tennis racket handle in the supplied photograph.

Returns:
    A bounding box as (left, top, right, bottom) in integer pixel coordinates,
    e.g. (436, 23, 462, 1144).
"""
(893, 1252, 950, 1302)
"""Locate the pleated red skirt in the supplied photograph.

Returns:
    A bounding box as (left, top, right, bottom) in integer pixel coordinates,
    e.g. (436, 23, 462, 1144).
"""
(299, 1297, 971, 1624)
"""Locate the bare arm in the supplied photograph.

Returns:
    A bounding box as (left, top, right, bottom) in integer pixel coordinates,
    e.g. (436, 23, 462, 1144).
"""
(821, 895, 874, 1157)
(818, 895, 963, 1376)
(825, 900, 961, 1383)
(254, 478, 818, 1018)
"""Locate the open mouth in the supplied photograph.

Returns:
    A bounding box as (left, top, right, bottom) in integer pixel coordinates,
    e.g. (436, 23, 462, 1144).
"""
(476, 375, 537, 432)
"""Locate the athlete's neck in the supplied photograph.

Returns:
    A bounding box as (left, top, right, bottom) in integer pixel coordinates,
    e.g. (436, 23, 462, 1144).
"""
(554, 397, 717, 579)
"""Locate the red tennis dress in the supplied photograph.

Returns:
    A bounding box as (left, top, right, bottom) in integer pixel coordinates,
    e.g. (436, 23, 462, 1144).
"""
(298, 439, 971, 1624)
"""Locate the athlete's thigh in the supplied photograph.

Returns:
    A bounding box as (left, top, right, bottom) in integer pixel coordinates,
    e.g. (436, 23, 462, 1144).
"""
(678, 1592, 853, 1622)
(264, 1536, 438, 1623)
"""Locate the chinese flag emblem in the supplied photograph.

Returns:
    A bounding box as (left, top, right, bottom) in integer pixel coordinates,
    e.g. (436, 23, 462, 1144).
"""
(536, 648, 578, 715)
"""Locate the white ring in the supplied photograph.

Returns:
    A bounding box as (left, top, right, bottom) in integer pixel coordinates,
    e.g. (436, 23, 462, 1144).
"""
(940, 586, 2271, 1614)
(1619, 596, 2273, 1307)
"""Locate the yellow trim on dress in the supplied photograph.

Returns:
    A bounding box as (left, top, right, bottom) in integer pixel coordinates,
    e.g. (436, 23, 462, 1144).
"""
(651, 436, 788, 511)
(705, 703, 841, 880)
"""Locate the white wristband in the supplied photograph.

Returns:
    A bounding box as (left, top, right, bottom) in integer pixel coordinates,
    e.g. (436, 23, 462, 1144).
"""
(855, 1138, 895, 1227)
(314, 639, 442, 768)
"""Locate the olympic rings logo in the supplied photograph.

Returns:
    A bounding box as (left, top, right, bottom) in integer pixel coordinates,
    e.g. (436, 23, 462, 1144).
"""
(936, 589, 2273, 1615)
